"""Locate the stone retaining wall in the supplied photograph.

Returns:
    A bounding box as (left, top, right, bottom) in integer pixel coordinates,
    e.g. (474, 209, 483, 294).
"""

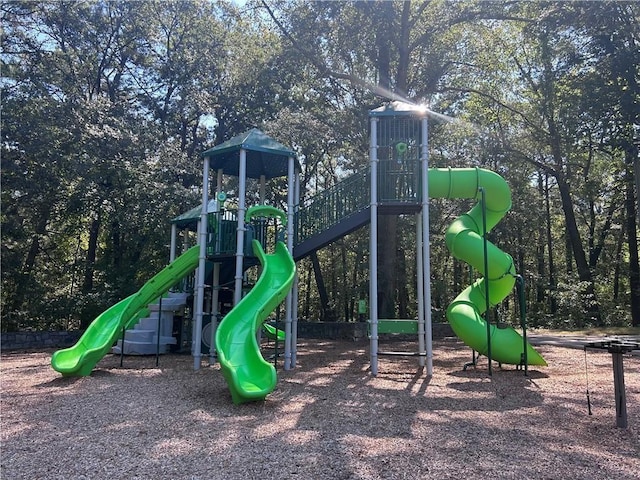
(1, 323, 455, 351)
(278, 321, 454, 341)
(1, 331, 82, 351)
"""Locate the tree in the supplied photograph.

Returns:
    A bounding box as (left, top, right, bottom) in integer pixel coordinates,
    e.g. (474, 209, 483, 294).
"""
(260, 0, 495, 319)
(1, 0, 231, 330)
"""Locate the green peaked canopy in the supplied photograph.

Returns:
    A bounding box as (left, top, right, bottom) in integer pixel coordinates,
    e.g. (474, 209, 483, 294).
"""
(201, 128, 299, 179)
(171, 199, 219, 228)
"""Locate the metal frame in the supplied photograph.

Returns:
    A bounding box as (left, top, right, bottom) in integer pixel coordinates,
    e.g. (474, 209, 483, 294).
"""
(368, 104, 432, 377)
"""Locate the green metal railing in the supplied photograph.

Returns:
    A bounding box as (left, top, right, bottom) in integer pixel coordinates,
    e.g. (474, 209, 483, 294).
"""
(377, 157, 420, 202)
(295, 159, 421, 246)
(207, 210, 239, 256)
(295, 167, 371, 245)
(206, 209, 284, 257)
(205, 160, 421, 253)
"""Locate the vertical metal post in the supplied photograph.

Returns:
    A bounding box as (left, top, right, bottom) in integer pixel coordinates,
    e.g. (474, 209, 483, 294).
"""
(156, 295, 163, 367)
(416, 214, 426, 368)
(420, 115, 433, 375)
(285, 156, 295, 370)
(479, 186, 492, 375)
(369, 116, 379, 376)
(194, 156, 210, 370)
(234, 149, 247, 306)
(291, 274, 299, 369)
(517, 275, 528, 376)
(170, 224, 177, 264)
(209, 263, 220, 365)
(120, 326, 125, 367)
(209, 168, 224, 365)
(612, 352, 628, 428)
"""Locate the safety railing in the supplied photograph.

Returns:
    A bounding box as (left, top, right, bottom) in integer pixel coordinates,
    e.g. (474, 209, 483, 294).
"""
(206, 209, 282, 257)
(295, 167, 371, 245)
(377, 157, 420, 202)
(204, 161, 421, 254)
(207, 210, 241, 256)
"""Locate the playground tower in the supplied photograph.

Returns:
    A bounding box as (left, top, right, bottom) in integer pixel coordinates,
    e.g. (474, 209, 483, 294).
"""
(368, 102, 432, 376)
(193, 129, 300, 370)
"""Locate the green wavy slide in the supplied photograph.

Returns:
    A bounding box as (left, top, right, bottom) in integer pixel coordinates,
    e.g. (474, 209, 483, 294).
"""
(262, 323, 286, 342)
(215, 239, 296, 404)
(51, 245, 200, 376)
(430, 167, 547, 366)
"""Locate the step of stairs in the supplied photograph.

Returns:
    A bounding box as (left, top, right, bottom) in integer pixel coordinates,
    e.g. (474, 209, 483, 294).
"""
(112, 292, 188, 356)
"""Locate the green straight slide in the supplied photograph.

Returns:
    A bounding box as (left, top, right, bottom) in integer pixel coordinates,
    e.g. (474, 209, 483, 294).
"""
(215, 239, 296, 404)
(51, 245, 200, 376)
(429, 168, 547, 366)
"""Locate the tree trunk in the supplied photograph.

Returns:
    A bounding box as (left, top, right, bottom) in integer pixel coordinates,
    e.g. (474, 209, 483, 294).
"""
(539, 26, 600, 324)
(397, 245, 408, 318)
(377, 215, 397, 318)
(555, 174, 601, 324)
(304, 261, 311, 320)
(624, 158, 640, 326)
(111, 220, 121, 269)
(82, 214, 101, 294)
(613, 218, 624, 301)
(7, 211, 50, 330)
(544, 173, 557, 313)
(536, 173, 546, 303)
(340, 241, 350, 321)
(310, 251, 333, 321)
(373, 2, 399, 320)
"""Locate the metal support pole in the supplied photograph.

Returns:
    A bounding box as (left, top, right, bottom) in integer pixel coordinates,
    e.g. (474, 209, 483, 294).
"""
(612, 352, 628, 428)
(291, 168, 301, 368)
(290, 272, 299, 368)
(416, 214, 426, 368)
(369, 116, 379, 376)
(420, 115, 433, 375)
(193, 156, 210, 370)
(585, 340, 638, 428)
(285, 156, 295, 370)
(479, 186, 492, 376)
(209, 263, 220, 365)
(120, 326, 125, 367)
(156, 295, 163, 367)
(234, 149, 247, 306)
(517, 275, 528, 376)
(207, 169, 223, 365)
(170, 224, 177, 264)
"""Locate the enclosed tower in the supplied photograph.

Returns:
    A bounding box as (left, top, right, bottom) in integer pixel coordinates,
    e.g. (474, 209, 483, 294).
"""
(369, 101, 432, 376)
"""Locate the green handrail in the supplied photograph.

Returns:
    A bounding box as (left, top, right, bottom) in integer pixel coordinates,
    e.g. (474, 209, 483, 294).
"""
(296, 166, 370, 244)
(245, 204, 288, 226)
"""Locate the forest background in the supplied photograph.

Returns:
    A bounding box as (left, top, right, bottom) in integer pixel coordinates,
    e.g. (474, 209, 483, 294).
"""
(2, 0, 639, 334)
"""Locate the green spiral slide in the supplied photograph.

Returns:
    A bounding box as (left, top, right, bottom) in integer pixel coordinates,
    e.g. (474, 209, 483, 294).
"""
(215, 239, 296, 404)
(430, 167, 547, 366)
(51, 245, 200, 376)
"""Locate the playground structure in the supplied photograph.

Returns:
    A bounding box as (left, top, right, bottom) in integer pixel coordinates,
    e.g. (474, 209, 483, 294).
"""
(51, 101, 546, 404)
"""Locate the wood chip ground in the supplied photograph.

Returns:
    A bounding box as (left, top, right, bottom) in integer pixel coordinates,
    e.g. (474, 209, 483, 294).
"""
(2, 338, 639, 479)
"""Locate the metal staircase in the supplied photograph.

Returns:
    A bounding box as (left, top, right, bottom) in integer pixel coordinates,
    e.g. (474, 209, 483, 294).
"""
(293, 159, 422, 260)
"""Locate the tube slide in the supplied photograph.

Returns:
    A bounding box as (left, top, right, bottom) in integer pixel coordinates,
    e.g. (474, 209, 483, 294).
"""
(51, 245, 200, 376)
(429, 167, 547, 366)
(215, 239, 295, 404)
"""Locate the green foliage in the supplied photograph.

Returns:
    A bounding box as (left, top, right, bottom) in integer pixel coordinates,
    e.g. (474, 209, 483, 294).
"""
(1, 0, 638, 332)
